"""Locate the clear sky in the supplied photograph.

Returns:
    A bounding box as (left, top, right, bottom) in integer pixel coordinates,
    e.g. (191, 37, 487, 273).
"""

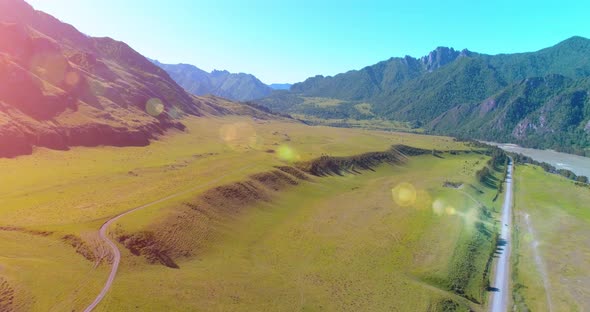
(26, 0, 590, 84)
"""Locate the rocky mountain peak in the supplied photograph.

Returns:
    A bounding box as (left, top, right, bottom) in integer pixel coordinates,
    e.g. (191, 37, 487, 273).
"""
(420, 47, 466, 71)
(211, 69, 230, 76)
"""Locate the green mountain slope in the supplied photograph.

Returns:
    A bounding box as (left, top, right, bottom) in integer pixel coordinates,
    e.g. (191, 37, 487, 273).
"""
(429, 74, 590, 154)
(256, 37, 590, 154)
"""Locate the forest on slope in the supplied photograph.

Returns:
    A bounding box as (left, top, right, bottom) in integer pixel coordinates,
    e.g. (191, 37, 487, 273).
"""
(255, 37, 590, 155)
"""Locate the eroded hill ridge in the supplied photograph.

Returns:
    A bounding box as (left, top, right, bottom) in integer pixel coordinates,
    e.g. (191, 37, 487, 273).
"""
(112, 145, 431, 268)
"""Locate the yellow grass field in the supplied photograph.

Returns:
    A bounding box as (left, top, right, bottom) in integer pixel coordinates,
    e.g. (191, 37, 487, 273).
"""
(512, 165, 590, 311)
(103, 152, 501, 311)
(0, 116, 492, 311)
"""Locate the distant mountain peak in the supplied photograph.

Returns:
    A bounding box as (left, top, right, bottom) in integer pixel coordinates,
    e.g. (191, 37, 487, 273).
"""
(459, 48, 472, 57)
(420, 46, 469, 71)
(553, 35, 590, 49)
(153, 61, 273, 101)
(211, 69, 230, 75)
(562, 35, 589, 43)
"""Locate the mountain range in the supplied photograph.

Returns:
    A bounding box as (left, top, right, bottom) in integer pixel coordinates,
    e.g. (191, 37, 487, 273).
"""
(151, 60, 275, 101)
(255, 37, 590, 155)
(0, 0, 274, 158)
(2, 0, 589, 157)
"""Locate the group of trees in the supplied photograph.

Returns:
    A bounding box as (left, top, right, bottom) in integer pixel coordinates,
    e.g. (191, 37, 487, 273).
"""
(476, 147, 508, 183)
(487, 148, 508, 169)
(476, 166, 491, 184)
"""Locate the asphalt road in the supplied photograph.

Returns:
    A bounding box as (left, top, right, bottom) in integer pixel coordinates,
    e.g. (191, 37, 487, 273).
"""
(490, 158, 514, 312)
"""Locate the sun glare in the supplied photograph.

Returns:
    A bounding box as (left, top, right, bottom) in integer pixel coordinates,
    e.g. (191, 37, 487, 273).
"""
(391, 182, 417, 207)
(146, 98, 165, 117)
(276, 144, 300, 162)
(219, 122, 259, 150)
(432, 199, 444, 215)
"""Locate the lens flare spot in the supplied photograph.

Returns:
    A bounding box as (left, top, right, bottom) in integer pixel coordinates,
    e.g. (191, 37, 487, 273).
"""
(168, 105, 182, 119)
(432, 199, 445, 215)
(220, 122, 259, 150)
(415, 189, 432, 210)
(462, 209, 478, 226)
(445, 206, 456, 215)
(277, 145, 300, 162)
(30, 53, 68, 85)
(64, 71, 80, 86)
(391, 182, 417, 207)
(90, 81, 106, 96)
(146, 98, 165, 117)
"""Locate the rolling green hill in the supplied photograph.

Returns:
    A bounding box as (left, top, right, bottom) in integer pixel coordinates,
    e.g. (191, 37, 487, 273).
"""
(256, 37, 590, 155)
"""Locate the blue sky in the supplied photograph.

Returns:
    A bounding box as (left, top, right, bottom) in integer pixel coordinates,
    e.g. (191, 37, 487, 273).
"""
(27, 0, 590, 84)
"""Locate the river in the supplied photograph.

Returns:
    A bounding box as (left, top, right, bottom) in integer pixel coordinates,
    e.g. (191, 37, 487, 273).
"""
(485, 142, 590, 178)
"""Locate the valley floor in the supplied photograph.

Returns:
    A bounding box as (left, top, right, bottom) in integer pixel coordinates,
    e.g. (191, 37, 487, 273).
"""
(101, 153, 499, 311)
(0, 116, 498, 311)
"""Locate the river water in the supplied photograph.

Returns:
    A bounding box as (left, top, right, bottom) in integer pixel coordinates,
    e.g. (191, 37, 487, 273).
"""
(485, 142, 590, 178)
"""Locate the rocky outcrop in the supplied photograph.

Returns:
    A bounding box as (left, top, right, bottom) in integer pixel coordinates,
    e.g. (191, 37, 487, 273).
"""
(420, 47, 471, 71)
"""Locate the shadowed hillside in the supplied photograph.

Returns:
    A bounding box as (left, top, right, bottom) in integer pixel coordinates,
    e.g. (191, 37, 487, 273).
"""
(0, 0, 278, 157)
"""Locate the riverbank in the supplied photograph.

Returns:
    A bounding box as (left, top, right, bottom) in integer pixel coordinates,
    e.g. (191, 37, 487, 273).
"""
(483, 143, 590, 178)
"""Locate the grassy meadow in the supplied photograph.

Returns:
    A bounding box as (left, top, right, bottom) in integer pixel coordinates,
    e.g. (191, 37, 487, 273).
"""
(0, 116, 494, 311)
(512, 165, 590, 311)
(292, 113, 417, 132)
(0, 116, 463, 227)
(104, 152, 502, 311)
(0, 230, 108, 311)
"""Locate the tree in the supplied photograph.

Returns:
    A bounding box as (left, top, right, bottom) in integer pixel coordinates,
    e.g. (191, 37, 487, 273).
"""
(476, 166, 491, 183)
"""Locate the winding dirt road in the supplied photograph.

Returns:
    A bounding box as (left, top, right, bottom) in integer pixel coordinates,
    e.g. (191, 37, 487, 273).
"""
(83, 165, 255, 312)
(489, 158, 514, 312)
